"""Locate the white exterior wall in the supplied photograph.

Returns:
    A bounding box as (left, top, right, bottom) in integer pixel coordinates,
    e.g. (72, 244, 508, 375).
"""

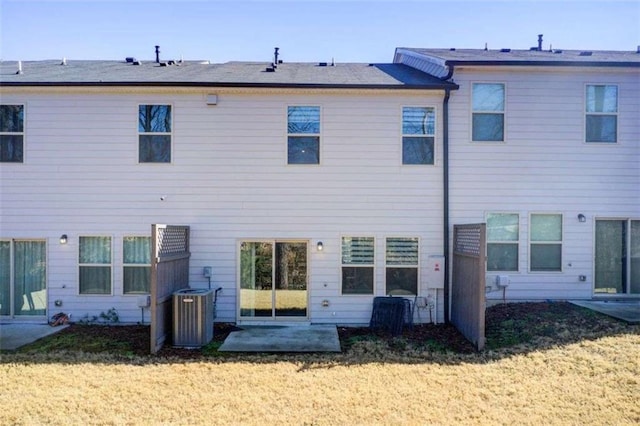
(0, 88, 446, 324)
(447, 66, 640, 301)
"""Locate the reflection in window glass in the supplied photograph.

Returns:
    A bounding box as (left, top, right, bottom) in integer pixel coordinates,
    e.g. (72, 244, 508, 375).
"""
(530, 214, 562, 272)
(586, 85, 617, 143)
(342, 237, 374, 294)
(402, 107, 435, 165)
(139, 105, 171, 162)
(288, 106, 320, 164)
(472, 83, 505, 142)
(487, 213, 519, 271)
(0, 105, 24, 162)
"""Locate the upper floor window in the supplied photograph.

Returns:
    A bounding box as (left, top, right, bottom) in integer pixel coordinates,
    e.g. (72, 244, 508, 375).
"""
(530, 214, 562, 272)
(586, 85, 617, 143)
(385, 237, 419, 296)
(0, 105, 24, 162)
(402, 107, 435, 164)
(341, 237, 375, 295)
(287, 106, 320, 164)
(472, 83, 505, 142)
(487, 213, 519, 272)
(123, 236, 151, 294)
(79, 236, 112, 295)
(139, 105, 171, 163)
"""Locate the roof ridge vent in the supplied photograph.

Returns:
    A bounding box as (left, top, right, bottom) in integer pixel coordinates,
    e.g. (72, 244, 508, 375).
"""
(553, 49, 563, 54)
(500, 48, 511, 53)
(318, 62, 327, 67)
(579, 51, 593, 56)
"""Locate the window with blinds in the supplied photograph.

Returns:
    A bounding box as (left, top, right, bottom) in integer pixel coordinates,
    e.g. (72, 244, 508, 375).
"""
(341, 237, 374, 295)
(123, 236, 151, 294)
(385, 237, 418, 295)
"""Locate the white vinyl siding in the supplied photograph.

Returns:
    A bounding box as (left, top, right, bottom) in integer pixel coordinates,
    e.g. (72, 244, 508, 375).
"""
(530, 214, 563, 272)
(385, 237, 419, 296)
(472, 83, 505, 142)
(585, 84, 618, 143)
(0, 104, 24, 162)
(402, 106, 435, 164)
(0, 90, 444, 323)
(341, 237, 374, 295)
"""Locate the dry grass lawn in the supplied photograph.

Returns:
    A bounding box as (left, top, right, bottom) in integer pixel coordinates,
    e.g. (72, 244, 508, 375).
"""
(1, 305, 639, 425)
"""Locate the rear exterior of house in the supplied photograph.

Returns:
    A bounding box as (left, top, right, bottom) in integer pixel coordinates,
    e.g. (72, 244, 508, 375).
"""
(1, 45, 638, 326)
(395, 47, 640, 302)
(0, 59, 453, 324)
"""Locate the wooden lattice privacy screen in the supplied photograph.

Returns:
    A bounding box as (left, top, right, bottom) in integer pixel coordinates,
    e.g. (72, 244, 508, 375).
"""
(451, 223, 486, 351)
(150, 225, 191, 354)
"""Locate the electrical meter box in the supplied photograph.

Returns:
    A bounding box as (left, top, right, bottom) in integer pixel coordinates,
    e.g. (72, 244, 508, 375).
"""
(426, 255, 445, 289)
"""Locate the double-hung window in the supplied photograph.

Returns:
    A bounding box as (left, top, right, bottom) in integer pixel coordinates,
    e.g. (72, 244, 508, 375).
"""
(0, 104, 24, 162)
(530, 214, 563, 272)
(472, 83, 505, 142)
(79, 236, 112, 294)
(402, 107, 435, 164)
(385, 237, 419, 295)
(341, 237, 374, 295)
(123, 236, 151, 294)
(486, 213, 519, 272)
(585, 85, 617, 143)
(287, 106, 320, 164)
(139, 105, 171, 163)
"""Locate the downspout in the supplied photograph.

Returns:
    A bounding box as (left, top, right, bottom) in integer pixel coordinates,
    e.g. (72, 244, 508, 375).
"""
(441, 62, 454, 324)
(442, 87, 451, 324)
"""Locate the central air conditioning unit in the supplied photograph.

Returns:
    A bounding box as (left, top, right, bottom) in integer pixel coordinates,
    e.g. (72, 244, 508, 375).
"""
(173, 288, 214, 348)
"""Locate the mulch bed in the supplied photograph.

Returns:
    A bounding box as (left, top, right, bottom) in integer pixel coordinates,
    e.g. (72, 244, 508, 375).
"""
(43, 302, 594, 358)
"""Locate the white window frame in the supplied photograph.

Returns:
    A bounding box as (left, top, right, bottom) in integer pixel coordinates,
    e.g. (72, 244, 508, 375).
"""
(340, 236, 375, 295)
(384, 236, 420, 296)
(471, 82, 506, 143)
(0, 103, 25, 163)
(137, 104, 173, 164)
(529, 213, 563, 273)
(401, 106, 436, 166)
(78, 236, 113, 295)
(486, 212, 520, 272)
(584, 84, 618, 144)
(286, 105, 321, 165)
(122, 236, 151, 295)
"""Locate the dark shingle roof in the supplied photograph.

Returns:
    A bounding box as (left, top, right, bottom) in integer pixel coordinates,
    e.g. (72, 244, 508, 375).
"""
(398, 48, 640, 67)
(0, 60, 457, 89)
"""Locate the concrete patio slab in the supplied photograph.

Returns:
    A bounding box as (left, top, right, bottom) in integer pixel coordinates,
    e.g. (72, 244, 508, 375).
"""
(0, 323, 69, 351)
(218, 324, 341, 352)
(570, 300, 640, 325)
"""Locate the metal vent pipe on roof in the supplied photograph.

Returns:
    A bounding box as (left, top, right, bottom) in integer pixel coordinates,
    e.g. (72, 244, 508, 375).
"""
(274, 47, 279, 65)
(538, 34, 543, 51)
(155, 45, 160, 63)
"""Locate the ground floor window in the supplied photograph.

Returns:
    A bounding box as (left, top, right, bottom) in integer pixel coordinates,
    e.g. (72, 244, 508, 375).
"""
(0, 240, 46, 316)
(595, 219, 640, 294)
(341, 237, 374, 294)
(123, 236, 151, 294)
(385, 237, 419, 295)
(239, 241, 308, 318)
(486, 213, 519, 272)
(79, 236, 112, 294)
(530, 214, 562, 272)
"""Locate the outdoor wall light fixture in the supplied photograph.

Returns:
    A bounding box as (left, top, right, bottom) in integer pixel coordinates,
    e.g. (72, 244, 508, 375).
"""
(317, 241, 324, 251)
(59, 234, 68, 244)
(578, 214, 586, 223)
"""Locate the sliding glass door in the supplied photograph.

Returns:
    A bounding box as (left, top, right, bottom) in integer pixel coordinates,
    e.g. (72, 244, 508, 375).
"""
(595, 220, 639, 295)
(0, 240, 47, 317)
(239, 241, 308, 319)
